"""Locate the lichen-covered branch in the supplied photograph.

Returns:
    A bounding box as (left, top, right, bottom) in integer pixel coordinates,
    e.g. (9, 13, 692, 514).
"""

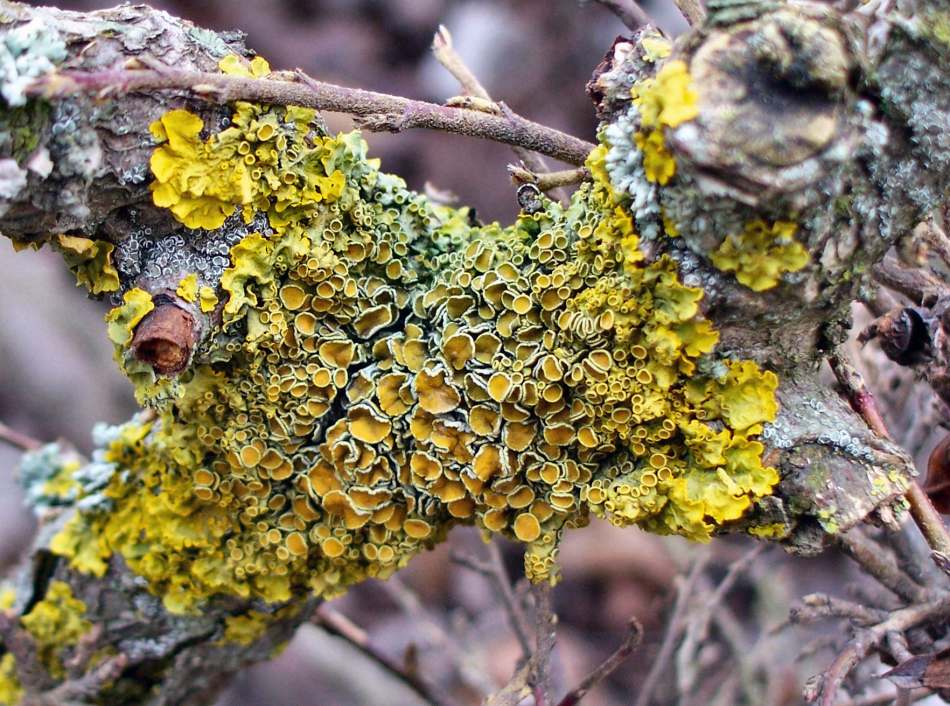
(0, 0, 946, 703)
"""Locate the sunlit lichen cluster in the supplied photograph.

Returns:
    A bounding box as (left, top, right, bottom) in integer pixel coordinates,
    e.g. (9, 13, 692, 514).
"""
(48, 54, 783, 613)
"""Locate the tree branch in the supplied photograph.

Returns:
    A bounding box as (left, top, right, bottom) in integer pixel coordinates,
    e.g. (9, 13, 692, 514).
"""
(31, 66, 595, 166)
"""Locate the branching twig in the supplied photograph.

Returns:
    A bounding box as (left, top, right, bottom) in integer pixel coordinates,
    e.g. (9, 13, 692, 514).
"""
(809, 594, 950, 706)
(32, 67, 595, 166)
(837, 530, 931, 604)
(556, 617, 642, 706)
(451, 545, 533, 659)
(633, 554, 709, 706)
(829, 353, 950, 565)
(312, 605, 457, 706)
(432, 25, 573, 203)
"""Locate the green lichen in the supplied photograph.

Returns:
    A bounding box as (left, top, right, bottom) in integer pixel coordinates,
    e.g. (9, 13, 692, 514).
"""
(50, 54, 784, 613)
(0, 99, 48, 163)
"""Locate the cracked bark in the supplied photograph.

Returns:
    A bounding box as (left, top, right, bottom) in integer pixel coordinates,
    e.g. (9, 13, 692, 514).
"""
(0, 0, 945, 703)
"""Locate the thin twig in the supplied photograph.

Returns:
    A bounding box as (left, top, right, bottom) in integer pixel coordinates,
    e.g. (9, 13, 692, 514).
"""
(812, 594, 950, 706)
(556, 617, 643, 706)
(31, 67, 595, 166)
(828, 353, 950, 565)
(837, 530, 931, 604)
(591, 0, 653, 32)
(451, 545, 533, 659)
(508, 166, 591, 191)
(633, 553, 709, 706)
(673, 0, 707, 26)
(312, 605, 457, 706)
(381, 577, 496, 698)
(0, 422, 42, 452)
(789, 594, 887, 627)
(432, 25, 572, 202)
(528, 582, 557, 706)
(676, 545, 765, 695)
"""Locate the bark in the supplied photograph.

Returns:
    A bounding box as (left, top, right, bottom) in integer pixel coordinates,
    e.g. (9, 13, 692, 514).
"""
(0, 0, 945, 703)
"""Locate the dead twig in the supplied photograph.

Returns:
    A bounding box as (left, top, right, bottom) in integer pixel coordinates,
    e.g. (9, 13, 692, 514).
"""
(590, 0, 653, 31)
(808, 594, 950, 706)
(508, 166, 591, 191)
(837, 530, 931, 604)
(32, 64, 594, 165)
(556, 617, 643, 706)
(0, 422, 42, 452)
(633, 553, 709, 706)
(451, 545, 533, 659)
(828, 353, 950, 567)
(312, 604, 457, 706)
(432, 25, 572, 202)
(672, 0, 707, 26)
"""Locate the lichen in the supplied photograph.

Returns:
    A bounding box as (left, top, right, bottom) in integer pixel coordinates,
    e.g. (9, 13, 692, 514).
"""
(630, 60, 699, 185)
(19, 581, 91, 679)
(51, 54, 783, 612)
(0, 654, 21, 706)
(53, 234, 120, 295)
(105, 288, 154, 346)
(710, 219, 810, 291)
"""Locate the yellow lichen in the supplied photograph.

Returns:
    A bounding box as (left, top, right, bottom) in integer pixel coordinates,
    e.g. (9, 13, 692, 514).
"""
(20, 581, 91, 679)
(0, 654, 21, 706)
(631, 59, 699, 185)
(710, 219, 809, 291)
(105, 288, 154, 346)
(53, 58, 783, 613)
(220, 610, 272, 646)
(54, 234, 120, 295)
(176, 273, 199, 302)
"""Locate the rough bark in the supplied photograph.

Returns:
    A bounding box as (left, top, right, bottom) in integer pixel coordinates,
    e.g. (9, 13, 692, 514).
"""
(0, 0, 945, 703)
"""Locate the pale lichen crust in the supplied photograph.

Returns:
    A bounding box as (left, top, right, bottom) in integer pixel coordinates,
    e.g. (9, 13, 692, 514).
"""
(49, 55, 784, 613)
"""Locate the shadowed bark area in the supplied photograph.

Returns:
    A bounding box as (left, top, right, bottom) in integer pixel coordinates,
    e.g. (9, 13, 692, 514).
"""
(0, 0, 945, 703)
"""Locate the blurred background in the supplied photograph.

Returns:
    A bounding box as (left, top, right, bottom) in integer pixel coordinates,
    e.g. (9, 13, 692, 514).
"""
(2, 2, 944, 705)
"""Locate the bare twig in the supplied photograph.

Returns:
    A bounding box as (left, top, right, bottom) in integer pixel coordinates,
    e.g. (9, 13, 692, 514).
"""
(556, 617, 643, 706)
(381, 577, 496, 698)
(828, 353, 950, 565)
(872, 256, 943, 305)
(29, 654, 128, 706)
(676, 545, 765, 694)
(0, 422, 42, 452)
(672, 0, 707, 26)
(32, 67, 595, 166)
(789, 594, 887, 627)
(633, 554, 709, 706)
(508, 166, 591, 191)
(312, 605, 457, 706)
(432, 26, 572, 202)
(590, 0, 653, 31)
(451, 545, 533, 659)
(531, 582, 557, 705)
(810, 594, 950, 706)
(837, 530, 931, 604)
